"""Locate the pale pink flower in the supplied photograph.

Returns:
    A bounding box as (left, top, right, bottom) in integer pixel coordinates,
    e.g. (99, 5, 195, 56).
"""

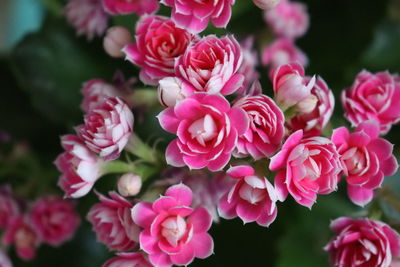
(233, 94, 285, 159)
(103, 252, 152, 267)
(237, 37, 260, 94)
(123, 15, 194, 85)
(78, 97, 134, 161)
(270, 130, 342, 208)
(87, 191, 140, 251)
(273, 62, 315, 109)
(55, 135, 103, 198)
(117, 173, 142, 197)
(65, 0, 109, 40)
(324, 217, 400, 267)
(30, 196, 80, 246)
(175, 35, 244, 95)
(157, 93, 249, 171)
(287, 76, 334, 137)
(103, 26, 133, 58)
(0, 186, 20, 229)
(157, 77, 191, 107)
(218, 166, 278, 226)
(102, 0, 159, 15)
(253, 0, 281, 10)
(132, 184, 214, 267)
(3, 216, 39, 261)
(161, 0, 235, 33)
(332, 121, 398, 206)
(342, 70, 400, 135)
(0, 250, 12, 267)
(264, 0, 309, 39)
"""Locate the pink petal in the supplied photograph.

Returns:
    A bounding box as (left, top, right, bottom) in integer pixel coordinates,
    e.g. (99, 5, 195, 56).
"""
(381, 156, 398, 176)
(187, 207, 212, 233)
(330, 217, 354, 233)
(166, 139, 185, 167)
(356, 120, 380, 139)
(207, 152, 232, 171)
(149, 252, 173, 267)
(368, 138, 394, 160)
(157, 108, 180, 133)
(226, 165, 255, 179)
(190, 233, 214, 259)
(153, 196, 178, 213)
(228, 107, 250, 136)
(165, 183, 193, 206)
(274, 170, 288, 202)
(347, 185, 374, 207)
(220, 74, 244, 95)
(169, 243, 195, 266)
(131, 202, 156, 228)
(174, 98, 203, 120)
(139, 229, 159, 254)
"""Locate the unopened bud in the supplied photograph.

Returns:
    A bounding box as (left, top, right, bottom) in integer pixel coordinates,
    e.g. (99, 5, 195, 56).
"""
(117, 173, 142, 197)
(253, 0, 281, 10)
(103, 26, 132, 58)
(158, 77, 188, 107)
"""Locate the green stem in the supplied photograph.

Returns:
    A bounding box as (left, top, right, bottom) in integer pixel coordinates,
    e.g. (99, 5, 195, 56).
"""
(125, 133, 163, 165)
(102, 160, 158, 182)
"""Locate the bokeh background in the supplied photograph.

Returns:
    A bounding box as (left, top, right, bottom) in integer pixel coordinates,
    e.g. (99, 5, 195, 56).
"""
(1, 0, 400, 266)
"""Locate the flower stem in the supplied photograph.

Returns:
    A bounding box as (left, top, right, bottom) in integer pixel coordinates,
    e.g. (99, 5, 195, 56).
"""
(125, 133, 163, 165)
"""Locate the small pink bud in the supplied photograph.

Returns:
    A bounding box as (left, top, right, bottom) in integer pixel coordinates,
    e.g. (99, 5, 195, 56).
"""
(117, 173, 142, 197)
(157, 77, 188, 107)
(253, 0, 281, 10)
(103, 26, 132, 58)
(296, 94, 318, 113)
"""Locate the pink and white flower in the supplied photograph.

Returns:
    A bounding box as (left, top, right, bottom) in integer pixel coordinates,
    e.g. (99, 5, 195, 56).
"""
(264, 0, 309, 39)
(233, 94, 285, 159)
(102, 0, 159, 15)
(103, 252, 152, 267)
(332, 121, 398, 206)
(0, 186, 20, 229)
(175, 35, 244, 95)
(157, 93, 249, 171)
(218, 166, 278, 226)
(287, 76, 334, 137)
(78, 97, 134, 161)
(87, 192, 140, 251)
(161, 0, 235, 33)
(30, 196, 80, 246)
(55, 135, 103, 198)
(342, 70, 400, 135)
(270, 130, 342, 208)
(131, 184, 214, 267)
(123, 15, 193, 85)
(325, 217, 400, 267)
(65, 0, 109, 40)
(273, 62, 315, 109)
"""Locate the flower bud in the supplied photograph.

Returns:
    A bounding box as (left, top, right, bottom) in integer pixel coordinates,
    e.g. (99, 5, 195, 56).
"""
(103, 26, 132, 58)
(253, 0, 281, 10)
(157, 77, 188, 107)
(117, 173, 142, 197)
(296, 94, 318, 113)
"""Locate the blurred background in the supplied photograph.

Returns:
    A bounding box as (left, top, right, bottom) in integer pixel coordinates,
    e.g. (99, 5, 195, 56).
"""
(1, 0, 400, 266)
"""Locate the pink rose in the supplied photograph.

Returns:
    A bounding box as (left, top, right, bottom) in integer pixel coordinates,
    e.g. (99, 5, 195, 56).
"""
(287, 76, 335, 137)
(218, 166, 278, 227)
(175, 35, 244, 95)
(3, 216, 39, 261)
(78, 97, 134, 161)
(237, 37, 260, 94)
(124, 15, 194, 85)
(65, 0, 109, 40)
(87, 192, 140, 251)
(161, 0, 235, 33)
(102, 0, 159, 15)
(0, 250, 12, 267)
(332, 121, 398, 206)
(233, 94, 285, 159)
(55, 135, 103, 198)
(342, 70, 400, 135)
(325, 217, 400, 267)
(270, 130, 342, 208)
(157, 93, 249, 171)
(30, 196, 80, 246)
(273, 62, 315, 109)
(131, 184, 214, 267)
(264, 0, 309, 39)
(103, 252, 152, 267)
(0, 186, 20, 229)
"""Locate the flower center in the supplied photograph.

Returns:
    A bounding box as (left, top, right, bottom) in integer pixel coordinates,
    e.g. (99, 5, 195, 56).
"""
(239, 181, 265, 204)
(161, 216, 187, 247)
(188, 115, 217, 146)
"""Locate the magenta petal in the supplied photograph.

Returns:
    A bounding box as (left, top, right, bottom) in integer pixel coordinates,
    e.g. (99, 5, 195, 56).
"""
(169, 243, 195, 266)
(228, 107, 250, 136)
(226, 165, 255, 179)
(330, 217, 354, 233)
(274, 170, 288, 202)
(190, 233, 214, 259)
(123, 43, 143, 65)
(218, 194, 238, 219)
(131, 202, 156, 228)
(187, 207, 212, 233)
(356, 121, 380, 139)
(139, 229, 159, 254)
(153, 196, 178, 213)
(236, 201, 263, 223)
(256, 206, 277, 227)
(381, 156, 398, 176)
(174, 98, 202, 120)
(347, 185, 374, 207)
(207, 152, 231, 171)
(331, 127, 350, 146)
(165, 139, 185, 167)
(165, 183, 193, 206)
(149, 252, 173, 267)
(368, 138, 394, 159)
(157, 108, 180, 133)
(168, 206, 193, 217)
(220, 74, 244, 95)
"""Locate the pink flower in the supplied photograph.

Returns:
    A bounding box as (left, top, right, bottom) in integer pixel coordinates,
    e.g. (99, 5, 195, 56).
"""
(0, 250, 12, 267)
(273, 62, 315, 109)
(78, 97, 134, 161)
(264, 0, 309, 39)
(103, 26, 133, 58)
(287, 76, 335, 137)
(123, 15, 194, 85)
(237, 37, 260, 94)
(262, 38, 308, 75)
(0, 186, 20, 229)
(157, 93, 249, 171)
(233, 94, 285, 159)
(102, 0, 159, 15)
(30, 196, 80, 246)
(3, 216, 39, 261)
(104, 252, 152, 267)
(55, 135, 103, 198)
(161, 0, 235, 33)
(65, 0, 109, 40)
(218, 166, 278, 226)
(157, 77, 191, 107)
(270, 130, 342, 208)
(87, 192, 140, 251)
(131, 184, 214, 267)
(324, 217, 400, 267)
(342, 70, 400, 135)
(175, 35, 244, 95)
(332, 121, 398, 206)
